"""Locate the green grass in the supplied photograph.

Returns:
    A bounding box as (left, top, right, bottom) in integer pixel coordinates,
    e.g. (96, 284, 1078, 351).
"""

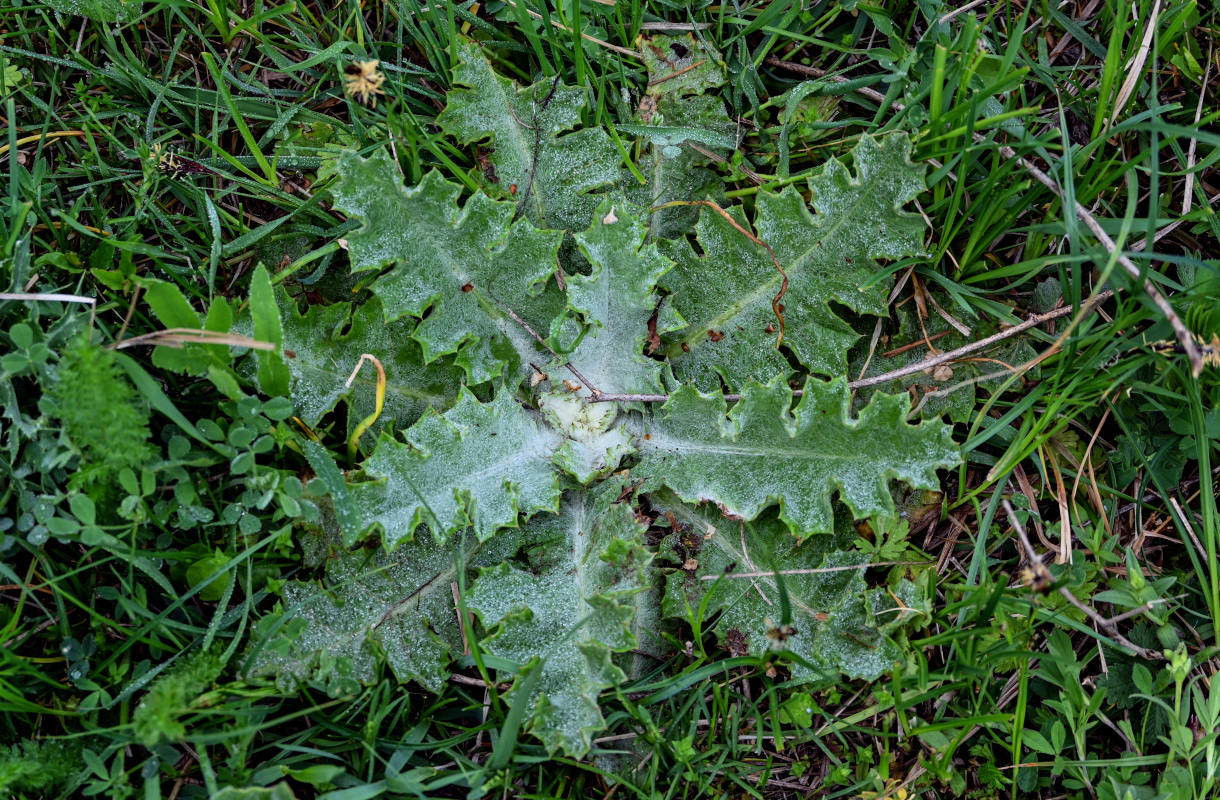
(2, 0, 1219, 797)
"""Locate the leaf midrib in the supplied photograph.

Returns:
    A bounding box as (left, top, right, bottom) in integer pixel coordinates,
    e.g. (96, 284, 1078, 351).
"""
(638, 432, 878, 462)
(480, 56, 549, 224)
(672, 184, 883, 350)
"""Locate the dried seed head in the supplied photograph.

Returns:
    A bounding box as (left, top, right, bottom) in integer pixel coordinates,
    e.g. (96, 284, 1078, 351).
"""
(344, 60, 386, 107)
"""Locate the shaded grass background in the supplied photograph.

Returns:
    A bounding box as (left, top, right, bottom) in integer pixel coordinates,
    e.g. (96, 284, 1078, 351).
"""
(1, 0, 1218, 797)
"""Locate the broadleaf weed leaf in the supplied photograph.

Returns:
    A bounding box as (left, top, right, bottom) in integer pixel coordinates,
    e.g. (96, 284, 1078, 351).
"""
(351, 389, 563, 547)
(661, 133, 928, 389)
(328, 150, 566, 385)
(654, 495, 926, 682)
(466, 483, 651, 757)
(279, 290, 463, 438)
(437, 39, 621, 237)
(631, 378, 960, 536)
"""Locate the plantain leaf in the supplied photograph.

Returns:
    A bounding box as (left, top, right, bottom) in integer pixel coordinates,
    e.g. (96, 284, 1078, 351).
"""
(437, 39, 621, 236)
(660, 133, 927, 389)
(250, 264, 290, 397)
(654, 495, 927, 682)
(328, 150, 567, 385)
(632, 378, 959, 537)
(352, 388, 562, 547)
(279, 291, 463, 439)
(134, 277, 234, 375)
(466, 483, 651, 757)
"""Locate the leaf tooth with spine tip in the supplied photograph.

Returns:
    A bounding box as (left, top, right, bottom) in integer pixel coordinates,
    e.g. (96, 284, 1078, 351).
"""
(328, 149, 566, 385)
(632, 377, 959, 537)
(661, 132, 928, 390)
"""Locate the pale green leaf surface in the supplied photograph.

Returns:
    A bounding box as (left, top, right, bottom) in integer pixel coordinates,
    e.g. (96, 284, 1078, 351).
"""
(466, 485, 651, 756)
(638, 33, 727, 99)
(247, 526, 518, 694)
(352, 389, 562, 546)
(279, 291, 462, 438)
(623, 556, 670, 673)
(437, 39, 620, 235)
(624, 94, 733, 242)
(615, 124, 736, 152)
(565, 196, 677, 396)
(632, 379, 959, 536)
(654, 496, 924, 681)
(329, 150, 565, 384)
(661, 133, 927, 389)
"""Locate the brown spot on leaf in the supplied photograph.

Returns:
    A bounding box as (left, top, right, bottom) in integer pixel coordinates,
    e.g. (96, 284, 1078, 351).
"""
(646, 306, 661, 354)
(638, 94, 657, 123)
(477, 149, 498, 184)
(681, 530, 703, 555)
(716, 503, 744, 521)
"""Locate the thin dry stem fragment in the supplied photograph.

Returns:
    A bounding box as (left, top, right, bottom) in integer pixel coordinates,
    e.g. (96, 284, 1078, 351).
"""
(109, 327, 274, 351)
(1003, 498, 1158, 660)
(647, 59, 708, 87)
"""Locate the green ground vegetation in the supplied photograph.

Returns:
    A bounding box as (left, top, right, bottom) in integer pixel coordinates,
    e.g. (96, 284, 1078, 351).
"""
(1, 0, 1219, 798)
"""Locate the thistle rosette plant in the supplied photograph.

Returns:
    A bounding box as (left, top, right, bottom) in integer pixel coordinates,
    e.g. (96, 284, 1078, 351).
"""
(247, 42, 959, 757)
